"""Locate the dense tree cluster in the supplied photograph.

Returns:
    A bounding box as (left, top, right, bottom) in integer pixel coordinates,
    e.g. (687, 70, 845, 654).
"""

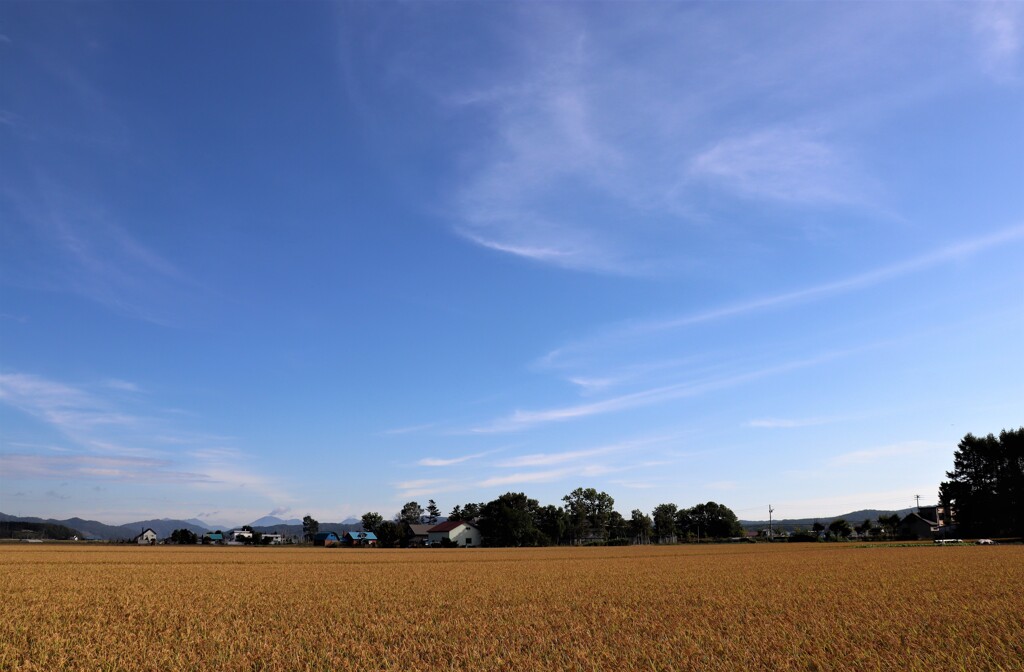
(168, 528, 198, 544)
(939, 428, 1023, 537)
(358, 488, 745, 547)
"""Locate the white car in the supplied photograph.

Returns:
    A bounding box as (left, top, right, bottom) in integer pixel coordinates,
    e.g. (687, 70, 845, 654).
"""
(976, 539, 995, 545)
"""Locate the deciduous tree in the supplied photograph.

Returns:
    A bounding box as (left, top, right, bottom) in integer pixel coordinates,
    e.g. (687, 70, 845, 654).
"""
(361, 512, 384, 535)
(536, 505, 568, 545)
(652, 503, 678, 543)
(828, 519, 853, 539)
(302, 515, 319, 543)
(685, 502, 743, 539)
(478, 492, 541, 546)
(398, 501, 424, 527)
(629, 509, 652, 544)
(375, 520, 401, 547)
(562, 487, 615, 542)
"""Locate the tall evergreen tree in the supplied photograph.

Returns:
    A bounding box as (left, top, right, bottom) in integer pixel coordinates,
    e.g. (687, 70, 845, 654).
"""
(939, 428, 1024, 537)
(425, 500, 441, 525)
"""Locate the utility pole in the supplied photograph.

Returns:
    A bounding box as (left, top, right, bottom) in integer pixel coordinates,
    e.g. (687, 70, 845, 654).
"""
(914, 494, 921, 510)
(768, 505, 774, 540)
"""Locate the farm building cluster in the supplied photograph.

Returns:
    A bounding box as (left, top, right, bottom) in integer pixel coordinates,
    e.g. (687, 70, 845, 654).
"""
(313, 521, 482, 548)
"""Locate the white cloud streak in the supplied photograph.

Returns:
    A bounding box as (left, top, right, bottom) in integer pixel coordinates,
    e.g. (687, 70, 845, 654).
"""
(496, 435, 678, 468)
(426, 4, 996, 274)
(747, 417, 840, 429)
(972, 3, 1023, 81)
(689, 127, 862, 205)
(0, 371, 293, 505)
(417, 450, 494, 467)
(828, 441, 939, 467)
(470, 349, 854, 434)
(543, 223, 1024, 367)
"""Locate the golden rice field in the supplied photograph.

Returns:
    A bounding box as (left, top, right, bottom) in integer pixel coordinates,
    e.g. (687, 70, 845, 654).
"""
(1, 543, 1022, 671)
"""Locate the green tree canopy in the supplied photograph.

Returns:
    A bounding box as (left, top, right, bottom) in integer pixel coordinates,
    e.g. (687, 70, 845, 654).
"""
(448, 502, 484, 522)
(651, 503, 678, 542)
(828, 519, 853, 539)
(375, 520, 401, 547)
(361, 512, 384, 535)
(536, 505, 568, 545)
(479, 492, 541, 547)
(302, 515, 319, 543)
(169, 528, 198, 544)
(685, 502, 744, 539)
(425, 500, 441, 525)
(397, 501, 424, 527)
(939, 428, 1023, 537)
(562, 487, 615, 542)
(629, 509, 652, 544)
(876, 514, 900, 538)
(607, 511, 628, 541)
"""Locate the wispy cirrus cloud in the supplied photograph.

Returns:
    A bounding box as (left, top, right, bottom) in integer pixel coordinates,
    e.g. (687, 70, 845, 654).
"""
(469, 348, 858, 434)
(3, 172, 200, 326)
(103, 379, 141, 393)
(828, 440, 939, 467)
(382, 421, 444, 436)
(0, 371, 293, 505)
(689, 127, 866, 205)
(479, 469, 573, 488)
(0, 372, 142, 439)
(0, 453, 209, 482)
(496, 435, 678, 468)
(747, 417, 841, 429)
(972, 2, 1023, 82)
(417, 450, 495, 467)
(541, 223, 1024, 368)
(420, 4, 996, 275)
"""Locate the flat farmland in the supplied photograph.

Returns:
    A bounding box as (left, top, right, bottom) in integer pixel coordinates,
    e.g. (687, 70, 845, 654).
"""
(1, 544, 1022, 671)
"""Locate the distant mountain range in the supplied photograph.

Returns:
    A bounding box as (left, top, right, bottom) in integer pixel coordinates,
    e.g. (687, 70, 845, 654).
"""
(0, 512, 362, 541)
(248, 515, 303, 527)
(739, 508, 915, 531)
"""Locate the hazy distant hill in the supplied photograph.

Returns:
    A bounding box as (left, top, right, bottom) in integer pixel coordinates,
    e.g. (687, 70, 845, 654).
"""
(0, 520, 81, 540)
(249, 515, 302, 527)
(252, 522, 362, 537)
(740, 508, 914, 531)
(0, 513, 212, 541)
(119, 519, 210, 539)
(0, 513, 129, 540)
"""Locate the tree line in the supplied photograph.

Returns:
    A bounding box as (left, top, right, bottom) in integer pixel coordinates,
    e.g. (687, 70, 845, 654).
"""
(323, 487, 746, 547)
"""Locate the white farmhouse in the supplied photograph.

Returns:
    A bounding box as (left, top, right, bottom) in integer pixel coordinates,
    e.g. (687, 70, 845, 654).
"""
(135, 528, 158, 545)
(230, 529, 253, 543)
(427, 520, 481, 547)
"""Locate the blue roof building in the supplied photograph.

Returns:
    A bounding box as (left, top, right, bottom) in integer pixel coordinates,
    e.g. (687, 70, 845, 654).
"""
(344, 531, 378, 546)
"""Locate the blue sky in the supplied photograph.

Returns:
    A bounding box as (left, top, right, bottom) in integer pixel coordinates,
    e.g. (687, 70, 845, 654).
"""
(1, 2, 1022, 526)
